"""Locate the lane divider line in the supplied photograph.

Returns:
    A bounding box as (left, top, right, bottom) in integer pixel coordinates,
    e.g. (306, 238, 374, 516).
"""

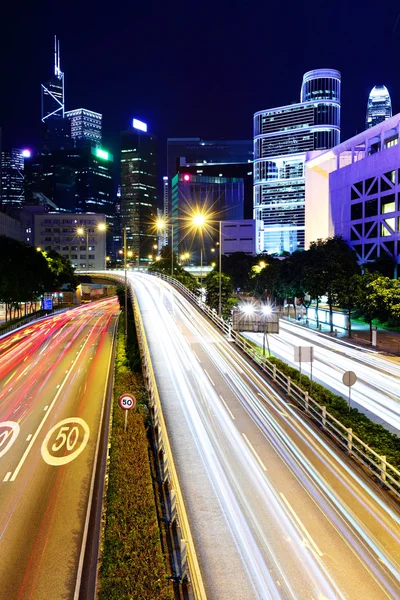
(219, 395, 235, 420)
(242, 433, 268, 472)
(44, 406, 49, 411)
(9, 333, 92, 482)
(279, 492, 323, 558)
(204, 369, 215, 387)
(26, 434, 32, 442)
(3, 472, 11, 482)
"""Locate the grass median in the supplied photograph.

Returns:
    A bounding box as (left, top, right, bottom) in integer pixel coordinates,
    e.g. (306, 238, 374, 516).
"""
(99, 313, 173, 600)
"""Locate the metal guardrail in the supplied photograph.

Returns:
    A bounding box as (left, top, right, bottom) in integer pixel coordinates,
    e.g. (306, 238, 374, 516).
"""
(151, 271, 400, 501)
(130, 285, 207, 599)
(0, 306, 74, 337)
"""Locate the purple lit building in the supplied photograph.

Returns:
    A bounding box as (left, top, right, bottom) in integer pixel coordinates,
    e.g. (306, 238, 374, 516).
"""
(306, 113, 400, 276)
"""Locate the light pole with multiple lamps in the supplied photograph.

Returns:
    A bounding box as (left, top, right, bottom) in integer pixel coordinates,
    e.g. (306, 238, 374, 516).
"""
(76, 221, 107, 270)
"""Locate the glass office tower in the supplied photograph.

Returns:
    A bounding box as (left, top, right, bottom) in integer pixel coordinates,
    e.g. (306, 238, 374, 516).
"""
(254, 68, 341, 254)
(65, 109, 102, 148)
(365, 86, 392, 129)
(120, 121, 157, 263)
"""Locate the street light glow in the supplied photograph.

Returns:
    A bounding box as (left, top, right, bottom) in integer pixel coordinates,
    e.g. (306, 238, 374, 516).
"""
(98, 222, 106, 231)
(241, 304, 255, 316)
(193, 213, 206, 227)
(156, 218, 166, 230)
(77, 227, 84, 236)
(262, 305, 273, 316)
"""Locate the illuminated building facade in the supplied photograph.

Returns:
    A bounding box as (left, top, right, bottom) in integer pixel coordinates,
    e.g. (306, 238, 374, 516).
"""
(171, 172, 245, 263)
(34, 213, 106, 269)
(162, 176, 168, 246)
(305, 112, 400, 276)
(0, 149, 25, 207)
(120, 119, 157, 262)
(366, 86, 392, 129)
(65, 108, 102, 148)
(254, 68, 341, 254)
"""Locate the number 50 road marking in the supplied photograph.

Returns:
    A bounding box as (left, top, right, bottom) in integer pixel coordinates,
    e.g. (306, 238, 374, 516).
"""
(41, 418, 90, 466)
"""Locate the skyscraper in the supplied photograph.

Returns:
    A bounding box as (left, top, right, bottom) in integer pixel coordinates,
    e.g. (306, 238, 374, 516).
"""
(162, 176, 168, 246)
(365, 86, 392, 129)
(40, 36, 71, 151)
(120, 119, 157, 262)
(254, 68, 341, 254)
(65, 109, 102, 148)
(0, 149, 25, 207)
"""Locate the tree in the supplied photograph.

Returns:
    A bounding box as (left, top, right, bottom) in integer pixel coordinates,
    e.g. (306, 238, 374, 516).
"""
(307, 237, 360, 332)
(221, 252, 258, 292)
(204, 271, 236, 319)
(44, 249, 79, 290)
(249, 256, 282, 303)
(354, 273, 397, 340)
(0, 236, 54, 320)
(335, 274, 363, 338)
(149, 257, 198, 292)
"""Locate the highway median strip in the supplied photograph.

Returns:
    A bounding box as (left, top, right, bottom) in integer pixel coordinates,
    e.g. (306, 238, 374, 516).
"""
(98, 312, 173, 600)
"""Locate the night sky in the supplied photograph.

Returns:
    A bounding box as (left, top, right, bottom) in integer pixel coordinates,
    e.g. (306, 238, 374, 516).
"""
(1, 0, 400, 176)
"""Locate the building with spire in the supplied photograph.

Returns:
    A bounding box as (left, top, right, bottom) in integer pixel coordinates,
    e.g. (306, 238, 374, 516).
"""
(65, 109, 102, 148)
(366, 86, 392, 129)
(40, 36, 71, 152)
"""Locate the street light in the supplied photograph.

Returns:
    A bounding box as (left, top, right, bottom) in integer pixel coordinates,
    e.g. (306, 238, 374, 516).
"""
(156, 218, 174, 276)
(192, 212, 208, 285)
(77, 221, 107, 269)
(261, 304, 273, 356)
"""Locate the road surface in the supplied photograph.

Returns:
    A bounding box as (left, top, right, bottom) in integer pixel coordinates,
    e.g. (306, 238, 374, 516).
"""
(130, 273, 400, 600)
(0, 298, 118, 599)
(245, 319, 400, 434)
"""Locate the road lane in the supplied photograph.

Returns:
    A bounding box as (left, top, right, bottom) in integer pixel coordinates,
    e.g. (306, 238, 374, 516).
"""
(245, 319, 400, 433)
(0, 298, 118, 599)
(131, 273, 400, 600)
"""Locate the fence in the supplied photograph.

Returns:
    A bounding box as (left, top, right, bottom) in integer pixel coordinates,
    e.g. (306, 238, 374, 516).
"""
(130, 285, 207, 599)
(151, 271, 400, 501)
(0, 306, 74, 337)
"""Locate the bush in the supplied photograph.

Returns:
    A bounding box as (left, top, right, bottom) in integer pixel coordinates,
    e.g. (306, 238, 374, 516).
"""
(248, 342, 400, 469)
(99, 316, 173, 600)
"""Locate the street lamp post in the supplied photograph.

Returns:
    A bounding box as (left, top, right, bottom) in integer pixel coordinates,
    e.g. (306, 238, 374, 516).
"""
(218, 220, 222, 318)
(124, 226, 128, 340)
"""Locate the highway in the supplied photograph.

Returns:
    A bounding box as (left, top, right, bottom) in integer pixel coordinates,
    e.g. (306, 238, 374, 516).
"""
(246, 320, 400, 434)
(0, 298, 118, 600)
(130, 272, 400, 600)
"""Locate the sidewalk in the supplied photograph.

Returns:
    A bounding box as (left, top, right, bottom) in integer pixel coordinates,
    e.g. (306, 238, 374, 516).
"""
(283, 314, 400, 357)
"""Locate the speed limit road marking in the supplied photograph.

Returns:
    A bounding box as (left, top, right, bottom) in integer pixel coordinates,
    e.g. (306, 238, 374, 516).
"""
(0, 422, 20, 459)
(41, 418, 90, 466)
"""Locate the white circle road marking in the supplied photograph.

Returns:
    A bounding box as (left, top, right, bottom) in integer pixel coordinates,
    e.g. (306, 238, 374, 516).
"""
(0, 422, 20, 459)
(41, 418, 90, 466)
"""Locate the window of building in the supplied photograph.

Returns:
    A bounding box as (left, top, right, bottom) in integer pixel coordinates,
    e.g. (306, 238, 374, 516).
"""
(383, 241, 395, 256)
(71, 254, 78, 259)
(80, 254, 86, 259)
(62, 246, 69, 251)
(353, 223, 363, 237)
(365, 222, 377, 238)
(384, 170, 396, 185)
(381, 218, 395, 236)
(381, 176, 393, 192)
(354, 181, 363, 195)
(366, 178, 378, 195)
(364, 243, 374, 258)
(365, 199, 378, 217)
(88, 254, 95, 259)
(351, 203, 362, 220)
(350, 228, 360, 241)
(381, 194, 396, 214)
(351, 187, 361, 200)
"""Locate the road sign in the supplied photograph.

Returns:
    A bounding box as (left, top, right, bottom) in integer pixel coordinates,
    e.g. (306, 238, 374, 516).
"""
(119, 393, 136, 432)
(342, 371, 357, 387)
(119, 393, 136, 410)
(342, 370, 357, 409)
(294, 346, 314, 362)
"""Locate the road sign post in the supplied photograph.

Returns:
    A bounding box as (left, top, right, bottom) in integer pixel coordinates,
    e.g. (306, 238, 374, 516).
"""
(119, 393, 136, 432)
(294, 346, 314, 389)
(342, 371, 357, 410)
